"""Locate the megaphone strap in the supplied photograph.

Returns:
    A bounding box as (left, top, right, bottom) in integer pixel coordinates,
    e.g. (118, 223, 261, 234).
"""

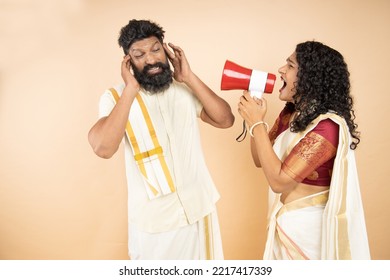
(236, 120, 248, 142)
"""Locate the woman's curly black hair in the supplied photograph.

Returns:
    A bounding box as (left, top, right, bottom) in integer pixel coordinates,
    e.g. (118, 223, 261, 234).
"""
(286, 41, 360, 150)
(118, 19, 165, 55)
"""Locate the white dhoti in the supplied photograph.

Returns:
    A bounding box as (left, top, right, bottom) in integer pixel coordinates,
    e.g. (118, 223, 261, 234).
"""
(129, 211, 224, 260)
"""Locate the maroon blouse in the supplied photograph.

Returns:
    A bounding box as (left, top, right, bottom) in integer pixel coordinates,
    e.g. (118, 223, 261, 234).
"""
(269, 108, 339, 186)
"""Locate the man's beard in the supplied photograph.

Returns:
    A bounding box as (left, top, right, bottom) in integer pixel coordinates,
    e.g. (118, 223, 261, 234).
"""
(131, 61, 173, 94)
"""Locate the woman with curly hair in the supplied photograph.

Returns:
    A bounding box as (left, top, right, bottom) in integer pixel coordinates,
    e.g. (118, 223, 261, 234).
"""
(238, 41, 370, 259)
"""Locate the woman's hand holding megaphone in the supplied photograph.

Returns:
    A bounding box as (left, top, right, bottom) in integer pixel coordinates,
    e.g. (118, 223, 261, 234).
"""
(238, 91, 268, 130)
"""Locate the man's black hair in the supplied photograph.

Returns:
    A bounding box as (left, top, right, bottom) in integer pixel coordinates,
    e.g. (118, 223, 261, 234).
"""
(118, 19, 165, 55)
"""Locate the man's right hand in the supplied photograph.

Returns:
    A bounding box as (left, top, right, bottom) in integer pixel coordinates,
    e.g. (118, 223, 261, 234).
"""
(121, 55, 140, 91)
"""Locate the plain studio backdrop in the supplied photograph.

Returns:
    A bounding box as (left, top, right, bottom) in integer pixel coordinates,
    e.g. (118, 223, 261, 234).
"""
(0, 0, 389, 260)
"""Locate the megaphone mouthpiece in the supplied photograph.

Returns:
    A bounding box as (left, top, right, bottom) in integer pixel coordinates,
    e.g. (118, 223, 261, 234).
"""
(221, 60, 276, 98)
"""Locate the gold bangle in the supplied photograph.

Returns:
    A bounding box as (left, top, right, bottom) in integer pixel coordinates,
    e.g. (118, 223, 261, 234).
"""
(249, 121, 269, 137)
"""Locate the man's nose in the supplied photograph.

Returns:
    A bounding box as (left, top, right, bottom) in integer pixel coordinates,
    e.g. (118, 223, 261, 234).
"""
(145, 53, 157, 65)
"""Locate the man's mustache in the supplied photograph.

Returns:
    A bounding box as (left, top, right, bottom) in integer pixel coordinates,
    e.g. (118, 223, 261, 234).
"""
(142, 62, 170, 74)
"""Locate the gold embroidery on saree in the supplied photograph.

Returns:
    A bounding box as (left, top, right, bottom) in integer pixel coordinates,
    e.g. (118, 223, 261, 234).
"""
(282, 132, 336, 182)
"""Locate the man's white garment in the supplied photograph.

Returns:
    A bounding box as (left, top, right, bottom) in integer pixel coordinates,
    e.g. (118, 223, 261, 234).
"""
(98, 81, 223, 259)
(130, 211, 223, 260)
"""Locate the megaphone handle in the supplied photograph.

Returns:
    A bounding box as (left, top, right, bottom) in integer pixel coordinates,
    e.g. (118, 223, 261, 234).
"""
(250, 91, 263, 99)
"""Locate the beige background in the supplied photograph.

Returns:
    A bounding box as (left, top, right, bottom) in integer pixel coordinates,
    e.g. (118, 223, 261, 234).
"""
(0, 0, 389, 260)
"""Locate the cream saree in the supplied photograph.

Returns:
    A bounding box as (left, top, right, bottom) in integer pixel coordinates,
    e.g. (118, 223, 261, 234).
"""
(263, 113, 370, 260)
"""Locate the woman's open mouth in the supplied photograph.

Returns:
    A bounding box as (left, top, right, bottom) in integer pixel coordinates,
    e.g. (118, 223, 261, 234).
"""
(279, 77, 287, 92)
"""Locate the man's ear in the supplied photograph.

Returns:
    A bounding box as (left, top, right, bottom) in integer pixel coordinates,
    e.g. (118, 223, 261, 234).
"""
(128, 57, 134, 73)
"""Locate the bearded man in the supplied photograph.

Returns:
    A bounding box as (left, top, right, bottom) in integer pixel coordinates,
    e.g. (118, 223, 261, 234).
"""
(88, 19, 234, 260)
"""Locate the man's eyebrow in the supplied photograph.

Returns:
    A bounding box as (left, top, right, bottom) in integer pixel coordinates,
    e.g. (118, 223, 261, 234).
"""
(129, 48, 140, 55)
(150, 41, 161, 48)
(130, 40, 160, 53)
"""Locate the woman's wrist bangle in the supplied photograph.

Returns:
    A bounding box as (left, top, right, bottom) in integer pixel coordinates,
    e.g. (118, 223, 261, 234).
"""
(249, 121, 269, 137)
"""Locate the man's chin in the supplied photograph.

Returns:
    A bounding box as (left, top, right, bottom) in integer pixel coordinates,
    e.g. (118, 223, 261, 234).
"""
(141, 80, 172, 94)
(135, 66, 173, 93)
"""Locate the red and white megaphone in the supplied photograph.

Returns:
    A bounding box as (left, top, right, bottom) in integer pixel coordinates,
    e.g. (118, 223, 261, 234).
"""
(221, 60, 276, 98)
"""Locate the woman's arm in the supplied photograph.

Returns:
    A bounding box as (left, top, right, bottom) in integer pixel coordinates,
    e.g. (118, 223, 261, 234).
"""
(238, 91, 297, 193)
